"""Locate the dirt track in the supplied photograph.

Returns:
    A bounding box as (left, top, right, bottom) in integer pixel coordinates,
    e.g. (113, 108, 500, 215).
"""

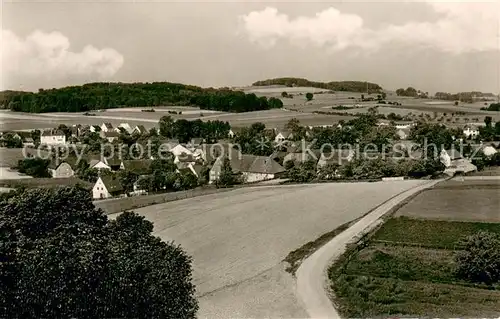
(109, 180, 426, 318)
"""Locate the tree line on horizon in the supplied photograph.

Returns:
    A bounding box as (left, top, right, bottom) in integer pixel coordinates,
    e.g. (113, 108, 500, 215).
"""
(252, 78, 383, 93)
(2, 82, 283, 113)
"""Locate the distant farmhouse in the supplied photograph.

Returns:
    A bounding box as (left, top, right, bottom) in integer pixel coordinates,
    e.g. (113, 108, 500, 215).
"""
(209, 154, 285, 184)
(40, 129, 66, 145)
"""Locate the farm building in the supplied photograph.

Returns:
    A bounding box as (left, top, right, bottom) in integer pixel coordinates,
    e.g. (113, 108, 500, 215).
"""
(209, 154, 285, 184)
(48, 162, 75, 178)
(118, 123, 134, 134)
(396, 128, 410, 140)
(463, 124, 480, 139)
(100, 123, 114, 132)
(133, 125, 147, 135)
(92, 175, 124, 199)
(316, 150, 354, 169)
(40, 129, 66, 145)
(100, 131, 120, 143)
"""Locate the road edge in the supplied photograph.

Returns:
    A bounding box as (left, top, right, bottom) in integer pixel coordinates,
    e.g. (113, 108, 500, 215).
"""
(295, 179, 442, 319)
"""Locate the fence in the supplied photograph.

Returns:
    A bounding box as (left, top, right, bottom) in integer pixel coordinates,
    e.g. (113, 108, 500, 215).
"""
(94, 187, 234, 214)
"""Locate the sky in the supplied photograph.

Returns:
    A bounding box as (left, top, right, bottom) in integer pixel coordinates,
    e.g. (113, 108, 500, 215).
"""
(1, 0, 500, 94)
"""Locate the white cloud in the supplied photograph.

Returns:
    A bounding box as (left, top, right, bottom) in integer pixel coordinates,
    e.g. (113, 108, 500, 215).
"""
(239, 2, 500, 53)
(1, 29, 124, 89)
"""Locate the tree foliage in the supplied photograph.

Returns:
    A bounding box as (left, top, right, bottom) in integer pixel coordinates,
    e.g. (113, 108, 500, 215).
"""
(252, 78, 382, 93)
(455, 231, 500, 285)
(0, 186, 198, 318)
(16, 158, 51, 178)
(306, 92, 314, 101)
(159, 116, 230, 143)
(5, 82, 283, 113)
(216, 157, 238, 187)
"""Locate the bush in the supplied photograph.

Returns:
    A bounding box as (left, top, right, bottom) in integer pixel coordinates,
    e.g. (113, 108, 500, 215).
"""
(16, 158, 51, 178)
(455, 231, 500, 285)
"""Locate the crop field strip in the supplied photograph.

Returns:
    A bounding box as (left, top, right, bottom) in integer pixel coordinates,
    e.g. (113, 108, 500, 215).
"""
(328, 217, 500, 317)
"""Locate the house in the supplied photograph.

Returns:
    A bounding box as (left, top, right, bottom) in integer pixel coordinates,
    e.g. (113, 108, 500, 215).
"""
(92, 175, 124, 199)
(133, 125, 147, 135)
(100, 122, 114, 132)
(70, 124, 83, 138)
(443, 159, 477, 176)
(100, 131, 120, 143)
(440, 149, 463, 167)
(209, 154, 285, 184)
(227, 127, 243, 138)
(198, 143, 241, 165)
(118, 123, 134, 134)
(188, 138, 204, 149)
(274, 130, 293, 143)
(89, 125, 100, 133)
(316, 150, 354, 169)
(115, 127, 129, 135)
(120, 159, 153, 175)
(48, 161, 75, 178)
(89, 156, 121, 171)
(463, 124, 480, 139)
(394, 121, 415, 129)
(283, 149, 322, 167)
(396, 128, 410, 140)
(174, 153, 197, 166)
(40, 129, 66, 145)
(23, 137, 35, 148)
(168, 144, 193, 157)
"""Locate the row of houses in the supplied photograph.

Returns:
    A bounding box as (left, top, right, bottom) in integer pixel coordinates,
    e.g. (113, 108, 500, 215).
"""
(6, 123, 151, 147)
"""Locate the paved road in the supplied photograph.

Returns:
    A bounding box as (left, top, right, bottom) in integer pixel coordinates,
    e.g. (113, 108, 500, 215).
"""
(296, 179, 441, 319)
(109, 180, 427, 318)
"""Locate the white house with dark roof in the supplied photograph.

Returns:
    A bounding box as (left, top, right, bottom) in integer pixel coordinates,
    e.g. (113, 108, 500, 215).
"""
(117, 123, 134, 134)
(463, 124, 480, 139)
(209, 154, 285, 184)
(92, 175, 124, 199)
(40, 129, 66, 145)
(100, 122, 114, 133)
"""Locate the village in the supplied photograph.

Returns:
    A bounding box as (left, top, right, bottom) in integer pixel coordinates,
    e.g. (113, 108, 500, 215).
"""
(1, 112, 499, 202)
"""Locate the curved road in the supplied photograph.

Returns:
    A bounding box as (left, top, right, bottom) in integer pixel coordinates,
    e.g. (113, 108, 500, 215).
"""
(296, 179, 441, 319)
(108, 180, 429, 318)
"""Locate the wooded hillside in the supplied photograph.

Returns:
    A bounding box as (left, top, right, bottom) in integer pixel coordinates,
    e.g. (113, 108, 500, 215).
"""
(252, 78, 383, 93)
(2, 82, 283, 113)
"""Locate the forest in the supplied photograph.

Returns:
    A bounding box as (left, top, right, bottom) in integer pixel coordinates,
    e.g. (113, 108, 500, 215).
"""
(252, 78, 383, 93)
(1, 82, 283, 113)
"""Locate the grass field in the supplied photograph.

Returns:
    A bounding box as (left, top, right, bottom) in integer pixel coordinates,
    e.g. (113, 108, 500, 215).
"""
(107, 180, 426, 318)
(0, 176, 92, 189)
(0, 148, 50, 167)
(372, 217, 500, 249)
(394, 179, 500, 222)
(329, 217, 500, 317)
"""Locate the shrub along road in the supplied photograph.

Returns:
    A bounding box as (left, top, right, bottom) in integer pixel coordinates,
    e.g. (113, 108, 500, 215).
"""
(109, 180, 428, 318)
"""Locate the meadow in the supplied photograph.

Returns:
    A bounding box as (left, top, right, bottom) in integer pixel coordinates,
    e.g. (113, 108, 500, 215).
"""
(2, 87, 499, 131)
(328, 179, 500, 318)
(108, 180, 426, 318)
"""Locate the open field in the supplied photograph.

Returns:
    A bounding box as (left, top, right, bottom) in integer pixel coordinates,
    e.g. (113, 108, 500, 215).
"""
(0, 176, 92, 189)
(329, 217, 500, 317)
(372, 217, 500, 248)
(0, 108, 354, 131)
(394, 179, 500, 222)
(0, 148, 50, 167)
(108, 180, 426, 318)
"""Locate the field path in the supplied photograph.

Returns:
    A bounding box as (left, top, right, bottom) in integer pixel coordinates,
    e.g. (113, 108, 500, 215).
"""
(108, 180, 427, 318)
(296, 179, 441, 319)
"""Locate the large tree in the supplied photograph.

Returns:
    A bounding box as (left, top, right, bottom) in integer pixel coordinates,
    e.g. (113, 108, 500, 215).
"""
(0, 186, 198, 318)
